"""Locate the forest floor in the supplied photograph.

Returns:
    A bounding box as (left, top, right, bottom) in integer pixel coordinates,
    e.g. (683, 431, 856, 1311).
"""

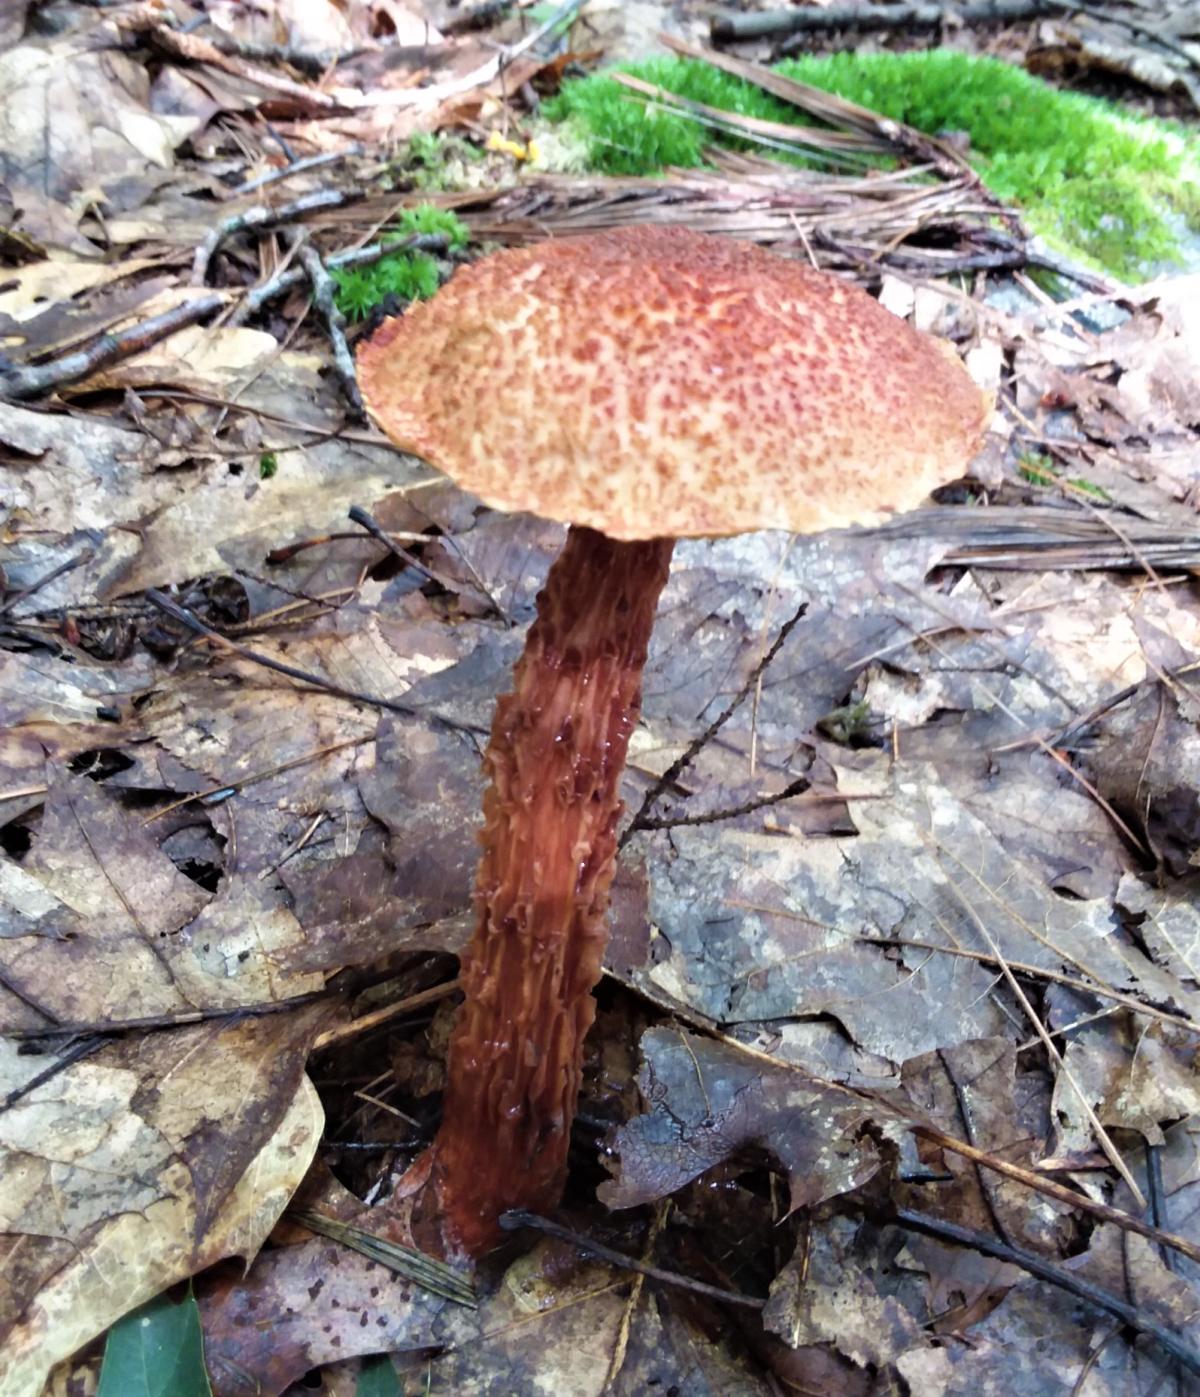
(1, 2, 1200, 1395)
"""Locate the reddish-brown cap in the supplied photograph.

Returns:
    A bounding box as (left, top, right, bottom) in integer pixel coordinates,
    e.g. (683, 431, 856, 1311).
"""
(358, 227, 989, 541)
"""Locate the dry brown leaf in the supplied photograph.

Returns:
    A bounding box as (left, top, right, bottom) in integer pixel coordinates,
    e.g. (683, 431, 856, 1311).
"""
(0, 38, 201, 253)
(0, 1010, 325, 1397)
(765, 1217, 931, 1368)
(598, 1028, 903, 1213)
(0, 771, 325, 1031)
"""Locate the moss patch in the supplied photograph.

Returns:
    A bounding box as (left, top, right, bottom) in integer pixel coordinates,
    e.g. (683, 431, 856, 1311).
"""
(545, 51, 1200, 277)
(332, 205, 469, 322)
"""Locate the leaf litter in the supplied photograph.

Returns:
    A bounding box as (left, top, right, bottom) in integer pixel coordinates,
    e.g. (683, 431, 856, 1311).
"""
(1, 1, 1199, 1393)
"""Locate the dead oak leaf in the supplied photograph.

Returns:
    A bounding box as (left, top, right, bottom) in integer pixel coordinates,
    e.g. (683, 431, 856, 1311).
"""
(599, 1028, 903, 1214)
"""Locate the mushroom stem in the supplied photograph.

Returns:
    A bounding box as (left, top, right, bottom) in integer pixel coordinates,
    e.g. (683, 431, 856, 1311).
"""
(433, 525, 674, 1256)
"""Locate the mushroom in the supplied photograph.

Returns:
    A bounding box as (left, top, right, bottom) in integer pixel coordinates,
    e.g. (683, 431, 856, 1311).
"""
(357, 226, 989, 1256)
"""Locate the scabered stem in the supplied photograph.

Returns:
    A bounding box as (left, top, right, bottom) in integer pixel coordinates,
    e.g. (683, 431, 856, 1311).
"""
(433, 526, 674, 1255)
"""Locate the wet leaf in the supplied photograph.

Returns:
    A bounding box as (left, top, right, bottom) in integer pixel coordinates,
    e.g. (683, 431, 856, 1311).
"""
(97, 1288, 211, 1397)
(599, 1028, 903, 1213)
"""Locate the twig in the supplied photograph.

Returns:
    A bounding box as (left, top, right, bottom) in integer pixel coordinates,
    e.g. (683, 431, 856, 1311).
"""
(144, 741, 369, 828)
(313, 980, 461, 1053)
(712, 0, 1066, 42)
(619, 600, 807, 848)
(199, 31, 362, 79)
(192, 189, 352, 285)
(136, 20, 343, 111)
(233, 145, 365, 196)
(297, 244, 362, 412)
(499, 1210, 766, 1309)
(1146, 1143, 1173, 1272)
(348, 504, 505, 618)
(604, 1202, 671, 1387)
(1037, 662, 1200, 755)
(143, 590, 480, 735)
(631, 783, 884, 832)
(912, 1124, 1200, 1267)
(686, 1027, 1200, 1270)
(937, 853, 1147, 1209)
(3, 1038, 105, 1111)
(348, 505, 454, 591)
(9, 988, 332, 1042)
(893, 1207, 1200, 1378)
(0, 298, 224, 401)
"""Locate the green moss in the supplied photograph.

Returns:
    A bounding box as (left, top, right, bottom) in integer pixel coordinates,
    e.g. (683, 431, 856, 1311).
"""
(396, 131, 485, 191)
(546, 51, 1200, 277)
(544, 57, 805, 174)
(332, 206, 469, 321)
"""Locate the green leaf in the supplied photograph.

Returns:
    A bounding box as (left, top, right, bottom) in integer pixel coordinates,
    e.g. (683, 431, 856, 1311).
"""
(356, 1354, 403, 1397)
(97, 1288, 212, 1397)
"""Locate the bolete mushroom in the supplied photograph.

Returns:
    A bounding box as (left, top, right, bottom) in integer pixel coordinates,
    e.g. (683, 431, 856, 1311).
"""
(357, 226, 989, 1256)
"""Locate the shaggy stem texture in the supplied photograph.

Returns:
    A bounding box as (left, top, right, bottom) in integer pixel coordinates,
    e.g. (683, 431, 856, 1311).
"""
(434, 526, 673, 1256)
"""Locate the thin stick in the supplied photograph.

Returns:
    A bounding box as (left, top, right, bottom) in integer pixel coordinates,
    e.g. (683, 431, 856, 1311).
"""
(676, 1023, 1200, 1269)
(3, 1038, 105, 1110)
(8, 988, 331, 1041)
(913, 1124, 1200, 1265)
(234, 145, 364, 196)
(894, 1207, 1200, 1377)
(313, 980, 461, 1052)
(0, 549, 93, 615)
(620, 600, 807, 847)
(143, 590, 480, 735)
(635, 785, 883, 832)
(229, 232, 450, 326)
(0, 298, 224, 401)
(348, 504, 458, 593)
(192, 189, 350, 285)
(499, 1210, 765, 1309)
(938, 861, 1147, 1209)
(143, 736, 370, 825)
(297, 243, 362, 411)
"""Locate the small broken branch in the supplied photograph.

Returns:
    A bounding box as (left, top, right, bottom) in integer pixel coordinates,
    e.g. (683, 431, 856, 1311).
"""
(620, 600, 807, 847)
(143, 590, 480, 736)
(297, 244, 362, 412)
(0, 549, 94, 615)
(712, 1, 1069, 43)
(913, 1123, 1200, 1268)
(230, 232, 450, 326)
(0, 297, 224, 401)
(500, 1210, 766, 1309)
(192, 189, 352, 285)
(894, 1207, 1200, 1378)
(233, 145, 365, 196)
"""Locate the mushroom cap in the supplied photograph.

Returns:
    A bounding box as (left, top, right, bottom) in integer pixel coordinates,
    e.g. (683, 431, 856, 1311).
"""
(358, 227, 989, 541)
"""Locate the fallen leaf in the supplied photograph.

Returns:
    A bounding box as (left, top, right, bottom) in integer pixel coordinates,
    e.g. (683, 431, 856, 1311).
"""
(598, 1027, 903, 1213)
(0, 37, 201, 253)
(0, 1009, 325, 1397)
